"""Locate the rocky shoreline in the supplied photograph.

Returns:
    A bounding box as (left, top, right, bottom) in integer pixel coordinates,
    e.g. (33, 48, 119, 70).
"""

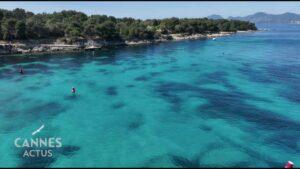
(0, 31, 251, 56)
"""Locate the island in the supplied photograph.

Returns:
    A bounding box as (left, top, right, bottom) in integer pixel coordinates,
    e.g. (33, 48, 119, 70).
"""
(0, 8, 257, 55)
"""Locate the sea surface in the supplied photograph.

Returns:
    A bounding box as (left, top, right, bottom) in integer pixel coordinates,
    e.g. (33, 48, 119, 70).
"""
(0, 24, 299, 167)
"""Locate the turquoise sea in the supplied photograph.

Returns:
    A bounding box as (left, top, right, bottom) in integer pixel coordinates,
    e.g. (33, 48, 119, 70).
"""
(0, 24, 299, 167)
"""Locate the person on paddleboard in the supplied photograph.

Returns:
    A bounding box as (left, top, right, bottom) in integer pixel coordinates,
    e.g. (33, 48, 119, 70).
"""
(72, 87, 76, 94)
(19, 67, 24, 74)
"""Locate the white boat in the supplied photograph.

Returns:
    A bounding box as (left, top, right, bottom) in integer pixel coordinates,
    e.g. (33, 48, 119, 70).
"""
(85, 45, 102, 51)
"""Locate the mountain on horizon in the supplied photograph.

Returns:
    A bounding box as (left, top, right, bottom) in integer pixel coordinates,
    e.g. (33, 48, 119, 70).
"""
(206, 12, 300, 24)
(206, 14, 223, 20)
(228, 12, 300, 24)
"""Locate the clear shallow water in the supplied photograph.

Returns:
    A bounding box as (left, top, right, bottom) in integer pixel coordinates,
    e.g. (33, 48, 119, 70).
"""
(0, 24, 299, 167)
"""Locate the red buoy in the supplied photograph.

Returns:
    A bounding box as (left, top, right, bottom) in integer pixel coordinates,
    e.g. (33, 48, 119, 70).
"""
(285, 161, 294, 168)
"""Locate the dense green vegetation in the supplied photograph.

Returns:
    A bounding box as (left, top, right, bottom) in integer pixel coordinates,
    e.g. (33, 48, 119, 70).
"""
(0, 8, 257, 42)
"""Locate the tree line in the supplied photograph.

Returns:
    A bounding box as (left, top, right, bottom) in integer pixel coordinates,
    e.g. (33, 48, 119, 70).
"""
(0, 8, 257, 42)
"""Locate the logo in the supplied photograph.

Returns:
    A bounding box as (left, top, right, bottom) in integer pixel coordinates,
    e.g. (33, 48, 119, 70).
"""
(14, 124, 62, 158)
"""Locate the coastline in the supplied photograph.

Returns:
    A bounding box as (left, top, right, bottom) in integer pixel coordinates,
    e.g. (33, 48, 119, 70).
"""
(124, 31, 236, 45)
(0, 31, 252, 56)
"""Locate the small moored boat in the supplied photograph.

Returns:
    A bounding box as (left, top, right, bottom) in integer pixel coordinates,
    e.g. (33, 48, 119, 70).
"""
(84, 45, 102, 51)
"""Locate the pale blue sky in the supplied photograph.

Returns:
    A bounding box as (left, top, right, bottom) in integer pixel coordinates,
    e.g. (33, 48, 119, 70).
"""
(0, 1, 299, 19)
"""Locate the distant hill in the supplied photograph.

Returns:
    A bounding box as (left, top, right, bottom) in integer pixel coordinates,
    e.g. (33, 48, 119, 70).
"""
(206, 14, 223, 20)
(228, 12, 300, 24)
